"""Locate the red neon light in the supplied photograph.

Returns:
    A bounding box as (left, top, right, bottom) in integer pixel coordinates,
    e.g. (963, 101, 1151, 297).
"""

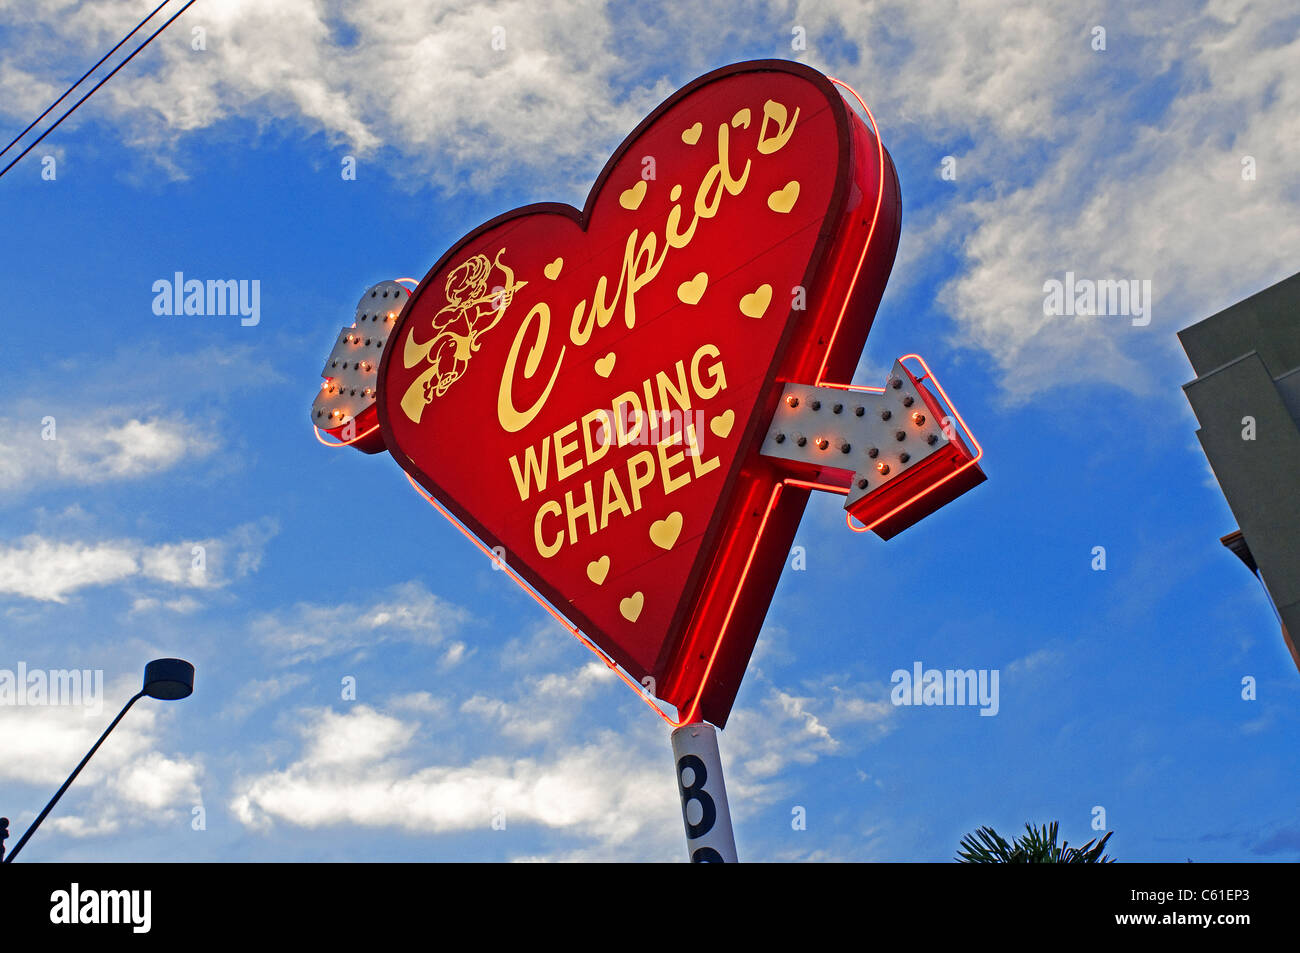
(784, 478, 850, 496)
(393, 75, 957, 728)
(368, 64, 976, 728)
(674, 77, 886, 726)
(677, 481, 785, 725)
(313, 422, 381, 448)
(815, 78, 887, 388)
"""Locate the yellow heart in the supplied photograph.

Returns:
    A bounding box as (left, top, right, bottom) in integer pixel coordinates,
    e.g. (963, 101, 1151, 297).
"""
(681, 122, 702, 145)
(677, 272, 708, 305)
(767, 180, 800, 214)
(619, 180, 647, 210)
(587, 555, 610, 585)
(732, 107, 751, 128)
(594, 352, 616, 377)
(710, 409, 734, 438)
(649, 511, 683, 550)
(739, 284, 772, 319)
(544, 257, 563, 280)
(620, 591, 644, 623)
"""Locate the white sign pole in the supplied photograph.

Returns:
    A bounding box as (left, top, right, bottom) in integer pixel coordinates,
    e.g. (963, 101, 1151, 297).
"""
(670, 722, 738, 862)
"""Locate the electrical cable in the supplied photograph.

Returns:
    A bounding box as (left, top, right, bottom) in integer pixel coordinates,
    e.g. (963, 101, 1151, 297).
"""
(0, 0, 200, 182)
(0, 1, 170, 160)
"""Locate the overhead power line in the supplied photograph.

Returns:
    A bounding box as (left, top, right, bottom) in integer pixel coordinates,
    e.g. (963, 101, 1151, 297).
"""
(0, 0, 200, 182)
(0, 1, 170, 160)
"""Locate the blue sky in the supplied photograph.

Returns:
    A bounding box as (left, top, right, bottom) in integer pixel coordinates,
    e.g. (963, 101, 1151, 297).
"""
(1, 0, 1297, 862)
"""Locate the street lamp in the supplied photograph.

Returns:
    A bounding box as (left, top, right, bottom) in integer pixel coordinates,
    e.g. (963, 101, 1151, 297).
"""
(1, 658, 195, 862)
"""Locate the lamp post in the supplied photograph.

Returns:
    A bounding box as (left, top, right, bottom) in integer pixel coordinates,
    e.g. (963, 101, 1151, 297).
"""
(2, 658, 194, 863)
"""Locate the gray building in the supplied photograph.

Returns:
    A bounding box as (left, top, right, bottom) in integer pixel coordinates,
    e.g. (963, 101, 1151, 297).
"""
(1180, 271, 1300, 673)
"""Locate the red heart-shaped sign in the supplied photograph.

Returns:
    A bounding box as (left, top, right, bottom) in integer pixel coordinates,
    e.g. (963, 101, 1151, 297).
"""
(378, 60, 900, 726)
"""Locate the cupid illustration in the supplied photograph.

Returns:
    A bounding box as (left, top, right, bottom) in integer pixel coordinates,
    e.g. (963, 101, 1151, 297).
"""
(400, 248, 527, 423)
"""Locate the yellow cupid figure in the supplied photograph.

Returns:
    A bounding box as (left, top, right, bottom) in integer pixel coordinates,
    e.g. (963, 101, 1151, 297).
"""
(400, 248, 527, 423)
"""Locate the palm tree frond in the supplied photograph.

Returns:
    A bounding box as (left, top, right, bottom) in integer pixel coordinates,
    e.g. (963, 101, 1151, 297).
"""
(956, 821, 1114, 862)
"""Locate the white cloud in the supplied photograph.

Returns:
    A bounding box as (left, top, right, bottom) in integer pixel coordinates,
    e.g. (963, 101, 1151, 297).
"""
(112, 751, 203, 810)
(227, 660, 894, 859)
(727, 694, 832, 781)
(0, 520, 276, 602)
(794, 0, 1300, 400)
(461, 660, 616, 743)
(0, 538, 137, 602)
(249, 580, 471, 663)
(0, 413, 215, 493)
(3, 2, 1294, 401)
(1006, 647, 1066, 677)
(823, 682, 898, 731)
(0, 0, 663, 197)
(301, 705, 416, 766)
(229, 703, 680, 856)
(130, 595, 203, 615)
(439, 640, 470, 669)
(721, 672, 896, 797)
(498, 621, 585, 671)
(389, 690, 448, 716)
(221, 673, 310, 720)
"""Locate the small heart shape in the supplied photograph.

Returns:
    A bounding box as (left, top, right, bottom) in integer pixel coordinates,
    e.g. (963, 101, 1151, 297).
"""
(739, 284, 773, 319)
(681, 122, 702, 145)
(594, 352, 616, 377)
(649, 511, 683, 550)
(767, 180, 800, 214)
(587, 555, 610, 585)
(677, 272, 708, 305)
(619, 180, 647, 210)
(710, 409, 735, 438)
(544, 257, 563, 280)
(620, 591, 645, 623)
